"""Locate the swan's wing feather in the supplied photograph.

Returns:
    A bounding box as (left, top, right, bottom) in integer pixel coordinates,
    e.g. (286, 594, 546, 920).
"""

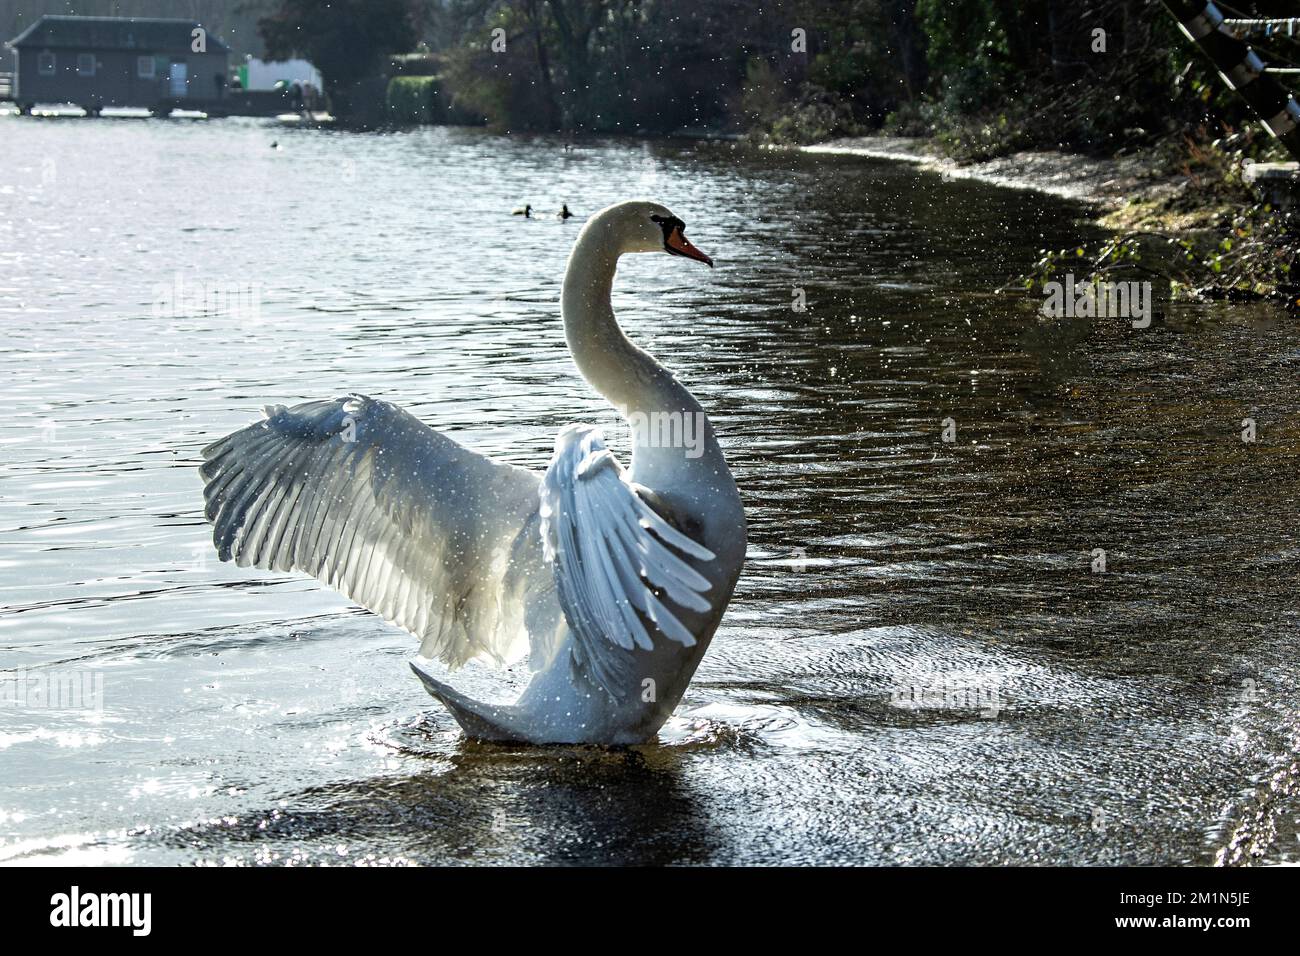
(540, 425, 715, 697)
(200, 395, 561, 669)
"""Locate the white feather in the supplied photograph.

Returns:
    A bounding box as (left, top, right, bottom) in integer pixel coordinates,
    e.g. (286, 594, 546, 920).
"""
(200, 394, 561, 669)
(540, 425, 715, 695)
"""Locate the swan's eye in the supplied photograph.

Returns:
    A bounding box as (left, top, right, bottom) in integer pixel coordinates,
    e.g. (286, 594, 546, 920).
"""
(650, 214, 686, 240)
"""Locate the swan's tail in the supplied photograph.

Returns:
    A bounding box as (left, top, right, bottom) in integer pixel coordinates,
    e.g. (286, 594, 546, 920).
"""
(409, 660, 529, 743)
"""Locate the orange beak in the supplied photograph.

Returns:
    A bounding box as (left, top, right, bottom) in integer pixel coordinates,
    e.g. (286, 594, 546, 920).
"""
(665, 226, 713, 267)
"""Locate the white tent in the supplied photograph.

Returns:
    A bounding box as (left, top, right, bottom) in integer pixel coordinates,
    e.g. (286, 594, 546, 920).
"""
(242, 57, 322, 91)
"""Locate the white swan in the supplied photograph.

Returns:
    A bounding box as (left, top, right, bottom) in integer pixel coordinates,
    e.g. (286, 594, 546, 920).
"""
(199, 200, 746, 744)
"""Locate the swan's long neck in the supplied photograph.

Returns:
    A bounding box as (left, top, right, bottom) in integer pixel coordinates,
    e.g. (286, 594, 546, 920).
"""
(561, 223, 697, 418)
(559, 218, 733, 486)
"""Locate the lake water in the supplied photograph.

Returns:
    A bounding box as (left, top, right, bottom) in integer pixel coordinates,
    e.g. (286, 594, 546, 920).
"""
(1, 114, 1298, 866)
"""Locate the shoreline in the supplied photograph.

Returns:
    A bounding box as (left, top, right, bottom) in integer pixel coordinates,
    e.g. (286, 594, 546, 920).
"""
(802, 135, 1185, 215)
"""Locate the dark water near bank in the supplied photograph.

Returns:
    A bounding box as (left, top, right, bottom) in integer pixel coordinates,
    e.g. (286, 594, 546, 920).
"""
(1, 115, 1298, 865)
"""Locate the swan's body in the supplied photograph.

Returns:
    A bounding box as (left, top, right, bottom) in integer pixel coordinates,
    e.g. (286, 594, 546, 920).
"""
(199, 201, 745, 744)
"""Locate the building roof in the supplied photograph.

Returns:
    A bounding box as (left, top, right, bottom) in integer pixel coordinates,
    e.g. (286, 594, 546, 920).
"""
(9, 15, 230, 54)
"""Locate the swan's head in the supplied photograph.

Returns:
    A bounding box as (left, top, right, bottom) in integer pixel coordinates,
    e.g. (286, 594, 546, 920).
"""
(590, 200, 713, 267)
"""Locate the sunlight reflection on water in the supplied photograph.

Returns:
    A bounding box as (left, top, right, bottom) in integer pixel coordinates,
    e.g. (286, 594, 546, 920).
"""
(1, 117, 1298, 865)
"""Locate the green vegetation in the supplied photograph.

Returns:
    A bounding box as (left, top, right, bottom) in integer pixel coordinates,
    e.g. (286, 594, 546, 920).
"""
(248, 1, 1279, 148)
(387, 76, 437, 124)
(1027, 133, 1300, 309)
(406, 0, 1257, 146)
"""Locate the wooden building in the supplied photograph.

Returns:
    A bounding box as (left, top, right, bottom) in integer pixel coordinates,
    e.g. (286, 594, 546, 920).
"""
(7, 15, 231, 115)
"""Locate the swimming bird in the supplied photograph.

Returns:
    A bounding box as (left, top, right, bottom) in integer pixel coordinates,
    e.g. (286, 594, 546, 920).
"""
(558, 203, 574, 220)
(198, 200, 746, 744)
(512, 203, 531, 218)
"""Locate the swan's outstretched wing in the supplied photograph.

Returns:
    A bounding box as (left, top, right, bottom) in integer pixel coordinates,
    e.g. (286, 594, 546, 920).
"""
(199, 395, 562, 669)
(540, 425, 715, 696)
